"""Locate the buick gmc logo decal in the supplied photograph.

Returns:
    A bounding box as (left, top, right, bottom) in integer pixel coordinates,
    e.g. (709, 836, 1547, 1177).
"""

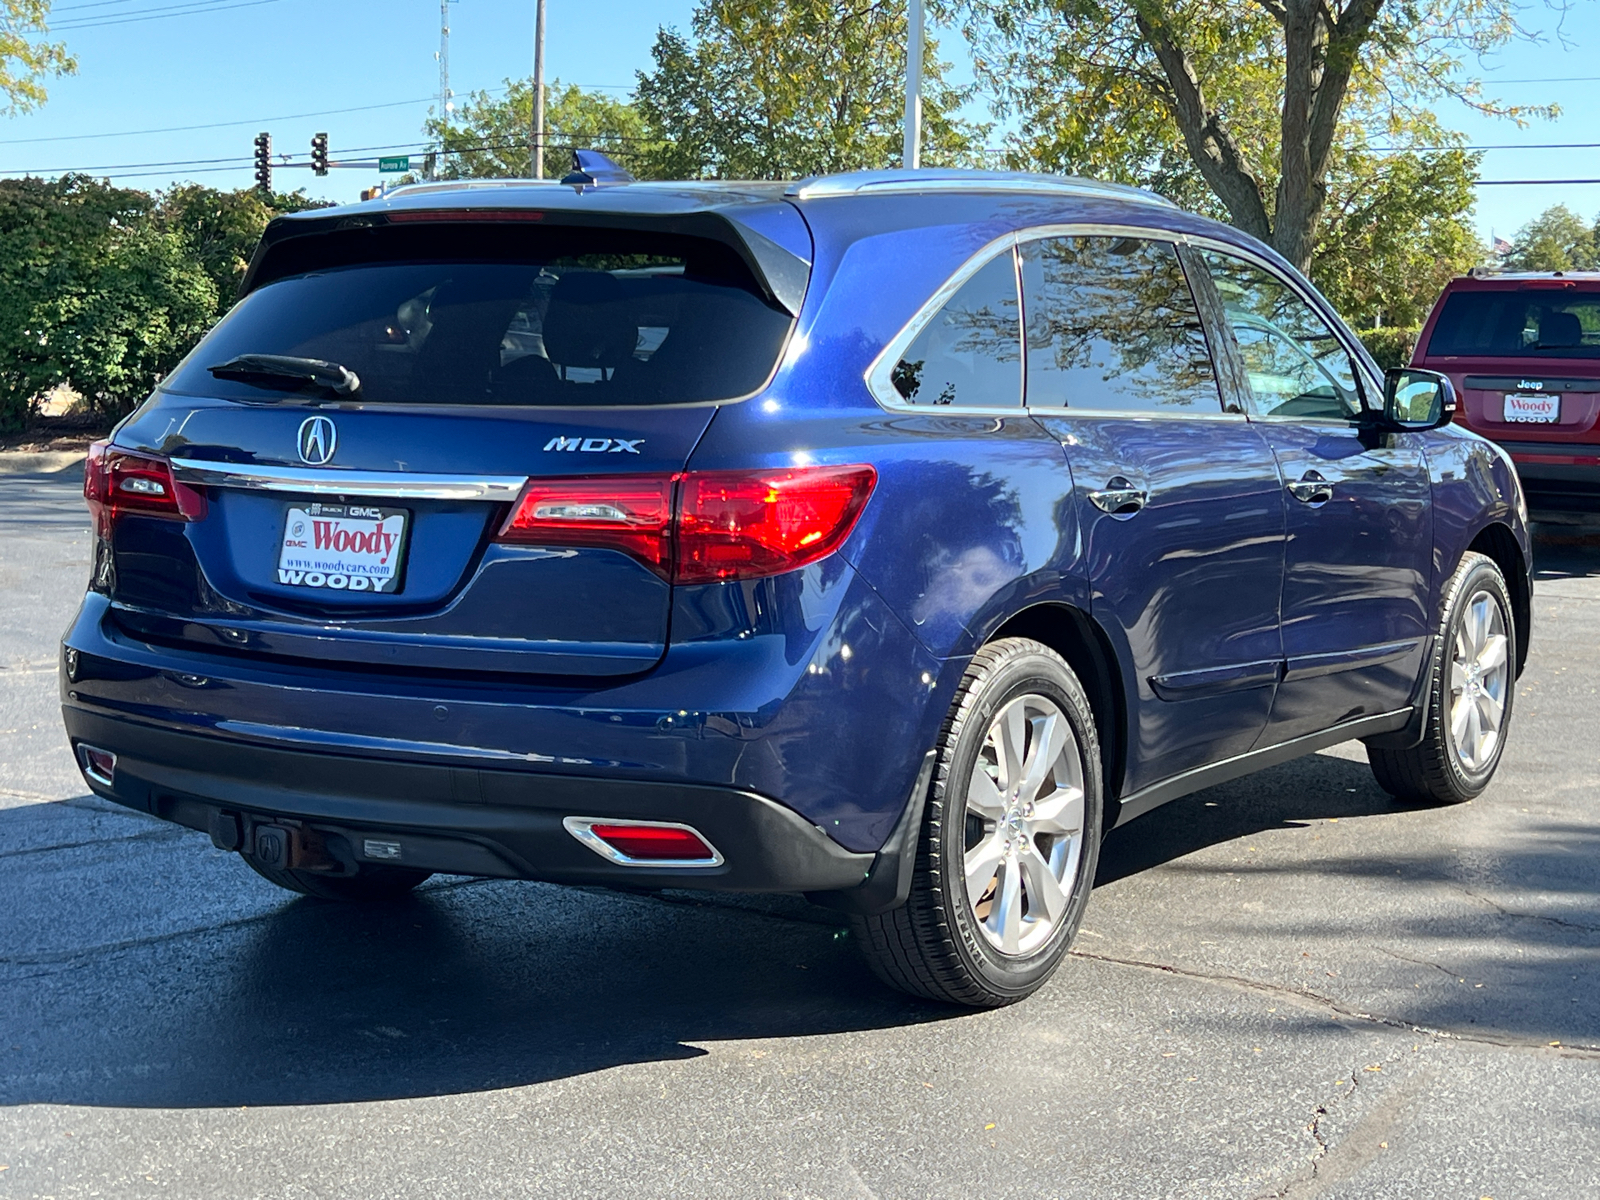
(298, 416, 337, 465)
(543, 436, 643, 453)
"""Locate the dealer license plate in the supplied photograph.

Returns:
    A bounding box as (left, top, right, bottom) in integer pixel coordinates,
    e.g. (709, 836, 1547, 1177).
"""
(1503, 392, 1560, 423)
(276, 503, 409, 593)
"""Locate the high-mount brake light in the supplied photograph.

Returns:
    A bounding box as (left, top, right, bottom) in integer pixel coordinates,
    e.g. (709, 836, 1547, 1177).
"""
(494, 464, 876, 583)
(84, 441, 206, 535)
(388, 210, 546, 223)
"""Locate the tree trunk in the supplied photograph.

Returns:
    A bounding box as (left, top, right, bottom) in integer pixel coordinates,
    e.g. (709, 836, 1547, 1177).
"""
(1138, 0, 1386, 277)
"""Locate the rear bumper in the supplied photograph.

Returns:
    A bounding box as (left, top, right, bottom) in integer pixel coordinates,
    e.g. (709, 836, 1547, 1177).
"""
(1496, 440, 1600, 514)
(64, 707, 878, 895)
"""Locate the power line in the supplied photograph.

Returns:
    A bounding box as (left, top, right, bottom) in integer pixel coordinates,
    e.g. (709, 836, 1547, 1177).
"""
(1477, 178, 1600, 186)
(51, 0, 281, 30)
(0, 97, 441, 146)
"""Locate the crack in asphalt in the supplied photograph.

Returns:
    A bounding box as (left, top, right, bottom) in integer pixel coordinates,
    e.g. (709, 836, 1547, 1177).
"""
(1374, 947, 1469, 981)
(1067, 949, 1600, 1058)
(0, 826, 184, 861)
(1450, 881, 1600, 936)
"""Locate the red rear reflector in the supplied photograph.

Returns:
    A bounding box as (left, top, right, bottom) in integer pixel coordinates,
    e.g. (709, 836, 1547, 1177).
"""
(494, 464, 876, 583)
(576, 821, 720, 863)
(78, 745, 116, 787)
(497, 475, 675, 575)
(85, 441, 206, 535)
(676, 465, 876, 583)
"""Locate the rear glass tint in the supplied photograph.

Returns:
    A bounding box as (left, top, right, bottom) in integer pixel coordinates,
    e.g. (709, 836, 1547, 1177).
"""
(1427, 289, 1600, 359)
(163, 224, 795, 406)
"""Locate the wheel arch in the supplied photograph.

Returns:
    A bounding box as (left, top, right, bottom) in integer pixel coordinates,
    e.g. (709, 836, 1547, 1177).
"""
(1465, 521, 1531, 678)
(985, 602, 1128, 826)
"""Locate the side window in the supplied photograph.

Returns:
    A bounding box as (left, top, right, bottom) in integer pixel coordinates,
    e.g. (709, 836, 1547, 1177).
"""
(1197, 250, 1363, 421)
(1019, 235, 1224, 414)
(891, 251, 1022, 408)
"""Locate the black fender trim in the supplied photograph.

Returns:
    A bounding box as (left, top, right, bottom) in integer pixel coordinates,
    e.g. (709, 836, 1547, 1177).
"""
(806, 748, 936, 916)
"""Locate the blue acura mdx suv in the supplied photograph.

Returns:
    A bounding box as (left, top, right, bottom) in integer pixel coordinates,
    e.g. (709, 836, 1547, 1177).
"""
(61, 165, 1531, 1007)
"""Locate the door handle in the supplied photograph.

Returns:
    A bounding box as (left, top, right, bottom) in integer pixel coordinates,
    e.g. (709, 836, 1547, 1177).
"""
(1088, 477, 1148, 516)
(1287, 471, 1334, 506)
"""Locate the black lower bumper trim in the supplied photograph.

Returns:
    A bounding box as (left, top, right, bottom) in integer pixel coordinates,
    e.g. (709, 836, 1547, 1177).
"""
(63, 708, 875, 895)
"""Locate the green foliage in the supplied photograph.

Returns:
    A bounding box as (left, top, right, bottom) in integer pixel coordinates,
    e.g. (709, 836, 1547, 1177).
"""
(960, 0, 1526, 294)
(1503, 204, 1600, 272)
(0, 179, 326, 430)
(0, 0, 75, 115)
(634, 0, 986, 179)
(427, 78, 654, 179)
(155, 185, 327, 305)
(1359, 326, 1421, 370)
(1310, 141, 1484, 328)
(0, 176, 215, 429)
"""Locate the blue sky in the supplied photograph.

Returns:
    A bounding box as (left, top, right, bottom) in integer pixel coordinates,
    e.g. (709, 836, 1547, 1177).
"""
(0, 0, 1596, 244)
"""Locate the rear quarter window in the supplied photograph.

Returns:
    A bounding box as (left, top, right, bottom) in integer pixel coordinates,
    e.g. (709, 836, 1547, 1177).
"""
(163, 225, 795, 407)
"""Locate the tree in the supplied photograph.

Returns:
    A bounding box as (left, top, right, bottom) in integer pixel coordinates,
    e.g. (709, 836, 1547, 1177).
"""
(962, 0, 1542, 276)
(1, 0, 74, 115)
(0, 176, 217, 428)
(155, 184, 329, 310)
(1311, 142, 1483, 327)
(1503, 204, 1599, 273)
(427, 79, 653, 179)
(634, 0, 985, 180)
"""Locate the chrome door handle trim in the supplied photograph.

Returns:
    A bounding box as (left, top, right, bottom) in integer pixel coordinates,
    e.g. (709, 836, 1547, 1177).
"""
(1287, 471, 1334, 506)
(1088, 477, 1148, 515)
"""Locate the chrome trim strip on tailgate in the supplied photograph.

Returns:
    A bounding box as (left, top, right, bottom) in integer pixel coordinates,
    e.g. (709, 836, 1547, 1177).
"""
(168, 459, 528, 500)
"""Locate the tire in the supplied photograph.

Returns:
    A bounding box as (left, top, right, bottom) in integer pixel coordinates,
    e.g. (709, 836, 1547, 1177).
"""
(854, 638, 1104, 1007)
(1367, 551, 1516, 805)
(242, 855, 433, 901)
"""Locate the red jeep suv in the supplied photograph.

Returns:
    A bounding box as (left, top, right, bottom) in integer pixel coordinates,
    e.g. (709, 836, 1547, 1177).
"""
(1413, 272, 1600, 517)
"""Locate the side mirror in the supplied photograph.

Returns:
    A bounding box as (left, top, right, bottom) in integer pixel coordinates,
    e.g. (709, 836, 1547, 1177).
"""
(1382, 368, 1456, 430)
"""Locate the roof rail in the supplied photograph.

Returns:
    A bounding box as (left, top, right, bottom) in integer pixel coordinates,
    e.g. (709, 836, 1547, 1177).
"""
(785, 168, 1176, 207)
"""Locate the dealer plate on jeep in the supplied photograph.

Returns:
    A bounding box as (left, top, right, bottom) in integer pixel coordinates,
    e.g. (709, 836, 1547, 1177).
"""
(277, 503, 409, 593)
(1503, 392, 1560, 423)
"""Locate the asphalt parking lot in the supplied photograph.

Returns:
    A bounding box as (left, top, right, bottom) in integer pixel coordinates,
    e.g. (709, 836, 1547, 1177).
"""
(1, 464, 1597, 1199)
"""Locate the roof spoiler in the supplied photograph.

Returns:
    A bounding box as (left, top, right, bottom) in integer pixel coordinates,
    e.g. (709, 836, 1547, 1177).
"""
(240, 201, 811, 317)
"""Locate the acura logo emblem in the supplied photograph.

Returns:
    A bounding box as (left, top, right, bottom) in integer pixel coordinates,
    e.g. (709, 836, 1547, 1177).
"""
(297, 416, 337, 465)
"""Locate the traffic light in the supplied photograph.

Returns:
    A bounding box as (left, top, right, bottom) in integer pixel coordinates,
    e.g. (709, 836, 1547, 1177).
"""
(253, 132, 272, 194)
(310, 132, 329, 176)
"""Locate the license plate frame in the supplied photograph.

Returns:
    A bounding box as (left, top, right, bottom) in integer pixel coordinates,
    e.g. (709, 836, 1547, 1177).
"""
(1503, 392, 1561, 424)
(276, 502, 411, 594)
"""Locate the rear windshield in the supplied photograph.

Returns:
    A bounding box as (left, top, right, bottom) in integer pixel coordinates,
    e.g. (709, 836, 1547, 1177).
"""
(1426, 288, 1600, 359)
(162, 224, 794, 406)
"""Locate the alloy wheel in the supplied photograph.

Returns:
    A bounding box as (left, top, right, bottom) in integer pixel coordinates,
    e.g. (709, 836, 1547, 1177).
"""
(962, 694, 1086, 957)
(1448, 588, 1511, 773)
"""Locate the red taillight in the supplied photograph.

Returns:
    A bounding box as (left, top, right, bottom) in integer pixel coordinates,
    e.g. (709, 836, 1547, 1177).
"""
(495, 464, 876, 583)
(497, 475, 676, 573)
(84, 440, 206, 534)
(676, 465, 876, 583)
(585, 823, 719, 862)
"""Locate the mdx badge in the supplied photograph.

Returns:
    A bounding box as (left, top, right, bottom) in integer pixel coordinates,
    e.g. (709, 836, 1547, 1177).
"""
(543, 436, 643, 454)
(298, 415, 337, 465)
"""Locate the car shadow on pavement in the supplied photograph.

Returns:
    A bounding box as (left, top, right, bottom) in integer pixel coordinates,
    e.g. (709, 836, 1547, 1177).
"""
(1095, 749, 1399, 887)
(0, 800, 954, 1110)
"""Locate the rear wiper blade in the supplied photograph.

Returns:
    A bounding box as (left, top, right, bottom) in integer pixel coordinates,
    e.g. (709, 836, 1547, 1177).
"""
(207, 354, 361, 397)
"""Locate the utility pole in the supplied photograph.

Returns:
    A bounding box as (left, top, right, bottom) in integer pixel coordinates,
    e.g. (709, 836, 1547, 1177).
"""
(532, 0, 547, 179)
(437, 0, 453, 179)
(901, 0, 923, 170)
